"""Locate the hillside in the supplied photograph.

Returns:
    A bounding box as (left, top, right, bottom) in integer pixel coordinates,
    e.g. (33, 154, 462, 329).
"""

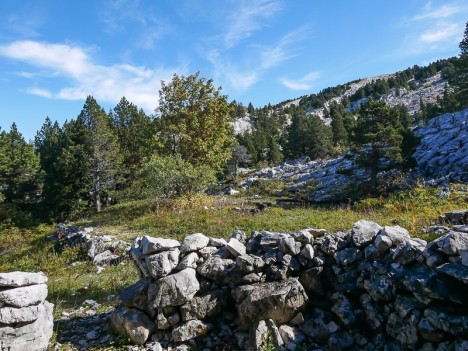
(233, 58, 456, 134)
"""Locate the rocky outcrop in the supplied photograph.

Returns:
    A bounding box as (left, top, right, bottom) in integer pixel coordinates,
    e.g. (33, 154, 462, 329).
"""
(414, 109, 468, 183)
(113, 218, 468, 350)
(236, 108, 468, 203)
(0, 271, 54, 351)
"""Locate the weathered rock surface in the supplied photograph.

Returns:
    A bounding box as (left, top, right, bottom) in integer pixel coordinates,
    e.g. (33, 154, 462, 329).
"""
(233, 278, 308, 330)
(0, 271, 48, 287)
(0, 272, 53, 351)
(111, 306, 155, 344)
(148, 268, 200, 307)
(0, 283, 48, 307)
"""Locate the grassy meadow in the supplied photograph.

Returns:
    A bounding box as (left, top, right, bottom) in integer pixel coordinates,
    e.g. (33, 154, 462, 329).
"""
(0, 184, 466, 321)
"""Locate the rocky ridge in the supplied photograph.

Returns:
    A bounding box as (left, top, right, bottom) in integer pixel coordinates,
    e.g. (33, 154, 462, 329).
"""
(110, 210, 468, 351)
(233, 72, 448, 134)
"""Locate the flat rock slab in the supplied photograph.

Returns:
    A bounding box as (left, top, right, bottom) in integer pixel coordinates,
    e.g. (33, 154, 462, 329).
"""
(0, 284, 48, 308)
(0, 272, 47, 287)
(141, 236, 180, 255)
(0, 305, 41, 324)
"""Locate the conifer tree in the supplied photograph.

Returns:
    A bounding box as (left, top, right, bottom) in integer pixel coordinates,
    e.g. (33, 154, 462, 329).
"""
(0, 123, 41, 206)
(352, 99, 404, 188)
(451, 21, 468, 108)
(78, 96, 122, 212)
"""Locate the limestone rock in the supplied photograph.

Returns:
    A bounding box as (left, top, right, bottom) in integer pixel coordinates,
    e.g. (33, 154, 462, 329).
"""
(0, 305, 42, 324)
(0, 271, 47, 287)
(180, 233, 210, 253)
(177, 252, 199, 271)
(93, 250, 120, 266)
(351, 220, 382, 248)
(0, 301, 53, 351)
(148, 268, 200, 308)
(180, 289, 229, 321)
(111, 306, 155, 345)
(197, 256, 235, 282)
(233, 278, 308, 330)
(432, 230, 468, 256)
(0, 284, 48, 308)
(120, 278, 151, 314)
(227, 238, 246, 257)
(141, 236, 180, 255)
(171, 320, 211, 342)
(145, 249, 180, 279)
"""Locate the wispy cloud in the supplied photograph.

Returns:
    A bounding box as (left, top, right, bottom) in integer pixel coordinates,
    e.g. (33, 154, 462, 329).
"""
(207, 25, 311, 92)
(281, 71, 320, 91)
(5, 13, 42, 37)
(260, 25, 310, 69)
(26, 87, 53, 98)
(408, 3, 464, 22)
(420, 22, 461, 43)
(0, 40, 182, 112)
(395, 1, 467, 56)
(206, 49, 260, 90)
(100, 0, 171, 50)
(220, 0, 282, 49)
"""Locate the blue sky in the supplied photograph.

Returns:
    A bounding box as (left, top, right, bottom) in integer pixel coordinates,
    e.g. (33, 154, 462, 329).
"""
(0, 0, 467, 140)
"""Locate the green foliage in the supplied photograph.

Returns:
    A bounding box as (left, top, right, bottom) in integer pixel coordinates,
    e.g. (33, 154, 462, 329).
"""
(352, 99, 407, 193)
(284, 108, 333, 160)
(156, 71, 235, 169)
(111, 97, 156, 188)
(135, 155, 216, 199)
(450, 21, 468, 108)
(0, 124, 42, 227)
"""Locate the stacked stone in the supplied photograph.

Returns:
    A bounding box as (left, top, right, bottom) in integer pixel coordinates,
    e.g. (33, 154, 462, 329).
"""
(0, 271, 54, 351)
(114, 219, 468, 351)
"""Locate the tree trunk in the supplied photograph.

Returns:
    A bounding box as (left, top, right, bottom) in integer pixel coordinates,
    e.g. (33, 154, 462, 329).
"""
(95, 172, 101, 212)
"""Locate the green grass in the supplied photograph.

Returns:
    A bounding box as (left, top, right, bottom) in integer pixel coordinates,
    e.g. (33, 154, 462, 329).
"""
(0, 184, 466, 320)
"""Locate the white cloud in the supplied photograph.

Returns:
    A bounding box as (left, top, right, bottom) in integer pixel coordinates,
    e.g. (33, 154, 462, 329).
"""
(26, 87, 53, 98)
(260, 25, 310, 69)
(409, 4, 464, 22)
(206, 49, 259, 90)
(420, 22, 461, 43)
(0, 40, 181, 112)
(221, 0, 282, 48)
(281, 71, 320, 91)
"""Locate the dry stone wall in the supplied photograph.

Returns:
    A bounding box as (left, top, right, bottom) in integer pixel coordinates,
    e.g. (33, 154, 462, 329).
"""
(0, 271, 54, 351)
(113, 211, 468, 351)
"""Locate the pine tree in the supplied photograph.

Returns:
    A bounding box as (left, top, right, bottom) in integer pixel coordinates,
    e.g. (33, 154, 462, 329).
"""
(78, 96, 122, 212)
(111, 97, 155, 188)
(329, 102, 348, 147)
(352, 99, 404, 189)
(451, 21, 468, 108)
(0, 123, 41, 206)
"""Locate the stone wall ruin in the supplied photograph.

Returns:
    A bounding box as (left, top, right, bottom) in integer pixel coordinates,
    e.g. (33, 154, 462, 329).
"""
(112, 210, 468, 350)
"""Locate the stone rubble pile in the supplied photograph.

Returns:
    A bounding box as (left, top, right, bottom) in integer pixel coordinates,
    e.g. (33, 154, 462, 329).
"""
(0, 271, 54, 351)
(112, 216, 468, 350)
(50, 223, 131, 267)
